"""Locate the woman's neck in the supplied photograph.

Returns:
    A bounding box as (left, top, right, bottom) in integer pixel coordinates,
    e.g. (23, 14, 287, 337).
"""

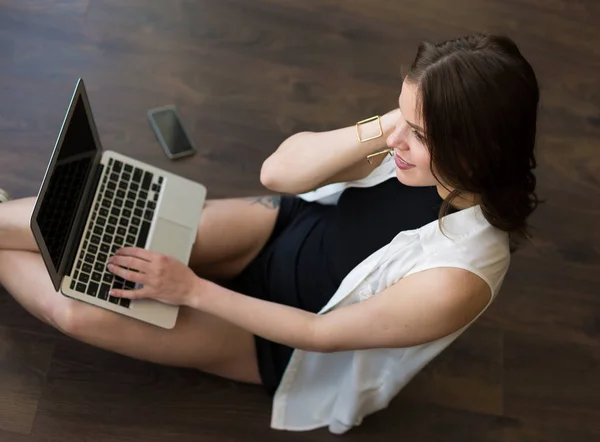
(436, 184, 479, 210)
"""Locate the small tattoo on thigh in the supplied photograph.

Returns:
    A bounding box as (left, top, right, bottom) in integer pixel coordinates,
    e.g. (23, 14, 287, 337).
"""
(247, 196, 281, 209)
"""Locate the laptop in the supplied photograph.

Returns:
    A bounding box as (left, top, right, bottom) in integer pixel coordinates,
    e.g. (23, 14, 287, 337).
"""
(30, 78, 207, 329)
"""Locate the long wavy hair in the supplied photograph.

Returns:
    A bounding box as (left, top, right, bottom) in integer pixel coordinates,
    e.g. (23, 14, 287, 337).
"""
(406, 33, 541, 251)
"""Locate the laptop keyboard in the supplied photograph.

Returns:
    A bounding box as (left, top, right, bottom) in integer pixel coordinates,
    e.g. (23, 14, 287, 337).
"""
(69, 158, 164, 308)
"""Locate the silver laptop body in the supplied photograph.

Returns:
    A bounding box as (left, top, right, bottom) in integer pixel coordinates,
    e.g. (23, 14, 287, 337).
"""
(30, 78, 207, 329)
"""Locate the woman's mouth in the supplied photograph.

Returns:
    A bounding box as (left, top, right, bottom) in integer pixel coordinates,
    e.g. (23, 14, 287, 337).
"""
(394, 151, 416, 170)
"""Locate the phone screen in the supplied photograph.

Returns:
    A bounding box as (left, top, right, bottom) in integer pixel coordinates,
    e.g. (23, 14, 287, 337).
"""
(149, 108, 195, 156)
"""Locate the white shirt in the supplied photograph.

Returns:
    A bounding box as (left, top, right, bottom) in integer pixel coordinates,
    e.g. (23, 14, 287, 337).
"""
(269, 155, 511, 434)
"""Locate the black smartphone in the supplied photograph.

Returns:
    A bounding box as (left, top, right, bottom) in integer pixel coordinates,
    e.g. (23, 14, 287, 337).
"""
(147, 105, 196, 160)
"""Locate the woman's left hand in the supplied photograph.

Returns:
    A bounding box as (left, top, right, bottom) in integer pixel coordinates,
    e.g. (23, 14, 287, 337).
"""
(107, 247, 200, 307)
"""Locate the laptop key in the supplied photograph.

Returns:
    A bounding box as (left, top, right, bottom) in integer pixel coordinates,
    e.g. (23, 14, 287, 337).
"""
(119, 181, 128, 190)
(130, 182, 139, 192)
(133, 168, 142, 182)
(110, 173, 119, 182)
(103, 273, 113, 284)
(100, 243, 110, 253)
(132, 217, 141, 226)
(82, 263, 93, 273)
(119, 298, 131, 308)
(141, 171, 153, 190)
(91, 272, 102, 282)
(139, 191, 148, 201)
(106, 225, 115, 235)
(98, 284, 110, 300)
(108, 216, 118, 225)
(134, 208, 143, 217)
(109, 296, 119, 304)
(117, 189, 126, 199)
(76, 282, 87, 293)
(117, 226, 127, 236)
(70, 280, 76, 290)
(144, 210, 154, 221)
(91, 235, 101, 245)
(99, 208, 109, 217)
(93, 226, 103, 235)
(113, 160, 122, 172)
(94, 262, 105, 273)
(97, 217, 106, 227)
(136, 221, 151, 248)
(115, 236, 124, 246)
(84, 253, 94, 264)
(122, 173, 131, 182)
(86, 282, 99, 297)
(126, 235, 136, 244)
(114, 198, 124, 208)
(125, 200, 134, 209)
(124, 164, 133, 173)
(88, 244, 98, 254)
(79, 273, 89, 283)
(107, 181, 116, 190)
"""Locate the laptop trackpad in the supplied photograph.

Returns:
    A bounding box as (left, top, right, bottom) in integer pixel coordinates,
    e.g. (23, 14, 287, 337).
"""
(148, 217, 192, 263)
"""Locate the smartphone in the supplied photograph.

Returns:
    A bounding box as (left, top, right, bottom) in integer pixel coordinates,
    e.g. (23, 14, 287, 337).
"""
(147, 105, 196, 160)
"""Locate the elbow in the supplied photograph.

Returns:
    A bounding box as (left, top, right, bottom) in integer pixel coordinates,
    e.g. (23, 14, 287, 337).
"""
(260, 132, 312, 193)
(259, 157, 282, 192)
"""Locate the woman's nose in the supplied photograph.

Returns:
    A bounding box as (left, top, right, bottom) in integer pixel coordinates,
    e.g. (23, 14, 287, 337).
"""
(386, 124, 409, 150)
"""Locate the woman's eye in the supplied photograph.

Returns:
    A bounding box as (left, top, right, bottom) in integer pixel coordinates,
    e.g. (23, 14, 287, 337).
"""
(412, 129, 426, 143)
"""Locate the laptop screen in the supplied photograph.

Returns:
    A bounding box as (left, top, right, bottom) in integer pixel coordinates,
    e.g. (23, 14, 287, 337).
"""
(34, 92, 98, 281)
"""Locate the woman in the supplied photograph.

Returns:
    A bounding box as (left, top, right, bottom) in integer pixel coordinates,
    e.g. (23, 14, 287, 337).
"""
(0, 33, 539, 433)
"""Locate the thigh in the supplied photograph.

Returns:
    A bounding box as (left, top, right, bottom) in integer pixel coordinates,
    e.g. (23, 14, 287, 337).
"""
(189, 195, 282, 280)
(0, 249, 261, 384)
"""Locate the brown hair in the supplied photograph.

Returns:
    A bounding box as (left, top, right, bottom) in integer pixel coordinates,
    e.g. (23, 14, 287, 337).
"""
(406, 34, 541, 251)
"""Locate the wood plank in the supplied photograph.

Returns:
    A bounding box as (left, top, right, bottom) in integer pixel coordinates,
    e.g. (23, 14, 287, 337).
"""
(0, 327, 55, 434)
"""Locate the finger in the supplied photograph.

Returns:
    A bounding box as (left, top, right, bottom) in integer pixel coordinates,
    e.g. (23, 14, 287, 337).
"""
(113, 247, 155, 262)
(108, 255, 152, 274)
(107, 262, 147, 284)
(109, 287, 145, 300)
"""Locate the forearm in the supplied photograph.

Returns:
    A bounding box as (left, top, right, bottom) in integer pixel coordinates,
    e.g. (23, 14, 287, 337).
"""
(188, 278, 324, 352)
(260, 109, 398, 194)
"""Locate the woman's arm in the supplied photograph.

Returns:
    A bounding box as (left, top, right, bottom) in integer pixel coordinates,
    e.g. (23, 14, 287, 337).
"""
(187, 267, 491, 353)
(260, 109, 399, 195)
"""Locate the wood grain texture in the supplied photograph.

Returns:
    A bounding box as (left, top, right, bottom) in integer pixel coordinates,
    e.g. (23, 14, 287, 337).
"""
(0, 0, 599, 440)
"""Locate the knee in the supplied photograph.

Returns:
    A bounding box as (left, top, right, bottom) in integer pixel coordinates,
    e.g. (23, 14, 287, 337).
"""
(50, 297, 92, 337)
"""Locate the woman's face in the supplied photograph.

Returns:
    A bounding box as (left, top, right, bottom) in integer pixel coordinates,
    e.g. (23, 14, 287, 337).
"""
(386, 80, 439, 188)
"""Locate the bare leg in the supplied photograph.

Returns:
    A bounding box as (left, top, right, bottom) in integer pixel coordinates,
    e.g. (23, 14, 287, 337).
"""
(0, 250, 261, 383)
(0, 198, 266, 383)
(0, 197, 38, 251)
(189, 196, 281, 280)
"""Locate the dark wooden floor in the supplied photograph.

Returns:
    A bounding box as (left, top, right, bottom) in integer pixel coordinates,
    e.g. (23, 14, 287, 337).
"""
(1, 0, 599, 440)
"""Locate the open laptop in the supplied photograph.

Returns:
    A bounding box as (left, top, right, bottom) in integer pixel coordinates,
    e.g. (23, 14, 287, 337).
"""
(30, 78, 207, 329)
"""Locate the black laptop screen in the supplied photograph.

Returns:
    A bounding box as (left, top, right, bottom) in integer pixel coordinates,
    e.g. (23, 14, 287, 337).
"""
(35, 95, 97, 274)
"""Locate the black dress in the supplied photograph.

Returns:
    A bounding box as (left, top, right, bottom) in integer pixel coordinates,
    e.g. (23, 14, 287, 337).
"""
(226, 178, 446, 394)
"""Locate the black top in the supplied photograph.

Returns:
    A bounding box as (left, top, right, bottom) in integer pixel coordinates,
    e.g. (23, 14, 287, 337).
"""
(229, 177, 450, 394)
(294, 178, 446, 313)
